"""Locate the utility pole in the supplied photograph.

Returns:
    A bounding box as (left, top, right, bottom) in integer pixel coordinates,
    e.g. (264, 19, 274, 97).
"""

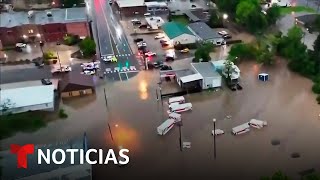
(56, 51, 62, 71)
(213, 118, 217, 159)
(177, 121, 183, 151)
(104, 88, 114, 142)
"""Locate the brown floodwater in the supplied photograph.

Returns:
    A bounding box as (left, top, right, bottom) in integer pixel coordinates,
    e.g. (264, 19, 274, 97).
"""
(1, 59, 320, 180)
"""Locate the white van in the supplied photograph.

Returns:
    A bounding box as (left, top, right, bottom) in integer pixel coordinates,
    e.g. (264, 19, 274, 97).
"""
(169, 112, 181, 123)
(248, 119, 267, 129)
(232, 123, 250, 135)
(157, 119, 175, 135)
(167, 103, 192, 114)
(168, 96, 185, 104)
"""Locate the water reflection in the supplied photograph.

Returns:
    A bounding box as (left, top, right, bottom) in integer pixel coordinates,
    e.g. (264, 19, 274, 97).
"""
(139, 80, 148, 100)
(106, 121, 140, 152)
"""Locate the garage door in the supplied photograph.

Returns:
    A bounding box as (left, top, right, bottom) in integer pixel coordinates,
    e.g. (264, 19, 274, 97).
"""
(211, 77, 222, 88)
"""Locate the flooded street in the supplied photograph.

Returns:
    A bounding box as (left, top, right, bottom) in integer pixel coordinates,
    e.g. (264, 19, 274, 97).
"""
(2, 59, 320, 179)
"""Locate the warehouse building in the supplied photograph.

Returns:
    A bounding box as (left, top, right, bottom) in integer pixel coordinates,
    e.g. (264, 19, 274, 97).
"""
(0, 80, 54, 115)
(191, 62, 222, 89)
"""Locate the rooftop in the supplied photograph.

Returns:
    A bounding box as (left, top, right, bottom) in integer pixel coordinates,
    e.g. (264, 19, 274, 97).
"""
(180, 73, 203, 83)
(188, 22, 222, 40)
(191, 62, 221, 77)
(185, 9, 210, 22)
(296, 14, 319, 25)
(0, 136, 91, 180)
(145, 1, 167, 7)
(175, 69, 195, 79)
(162, 22, 194, 39)
(0, 66, 52, 84)
(59, 73, 95, 92)
(116, 0, 145, 8)
(0, 81, 54, 111)
(0, 7, 87, 28)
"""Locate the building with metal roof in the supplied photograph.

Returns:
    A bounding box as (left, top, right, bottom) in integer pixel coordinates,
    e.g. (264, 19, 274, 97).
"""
(161, 22, 196, 45)
(191, 62, 222, 89)
(0, 80, 54, 114)
(188, 22, 224, 45)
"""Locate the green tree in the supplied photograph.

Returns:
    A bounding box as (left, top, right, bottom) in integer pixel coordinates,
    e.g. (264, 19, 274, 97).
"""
(79, 37, 96, 58)
(63, 34, 80, 46)
(236, 0, 258, 25)
(43, 51, 56, 60)
(236, 0, 267, 33)
(266, 5, 281, 25)
(312, 15, 320, 32)
(215, 0, 239, 14)
(193, 43, 214, 62)
(223, 58, 234, 83)
(228, 43, 257, 60)
(207, 10, 223, 28)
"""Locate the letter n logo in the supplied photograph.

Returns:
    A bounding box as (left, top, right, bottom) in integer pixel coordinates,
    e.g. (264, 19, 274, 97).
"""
(10, 144, 35, 169)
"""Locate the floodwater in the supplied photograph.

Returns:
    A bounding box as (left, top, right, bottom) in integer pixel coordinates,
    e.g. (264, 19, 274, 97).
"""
(1, 59, 320, 179)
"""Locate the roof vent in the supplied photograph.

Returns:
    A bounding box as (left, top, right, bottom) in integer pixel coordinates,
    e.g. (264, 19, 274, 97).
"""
(46, 11, 52, 17)
(28, 10, 34, 18)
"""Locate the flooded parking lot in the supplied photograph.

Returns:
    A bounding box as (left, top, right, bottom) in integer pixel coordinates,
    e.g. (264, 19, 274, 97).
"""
(1, 58, 320, 179)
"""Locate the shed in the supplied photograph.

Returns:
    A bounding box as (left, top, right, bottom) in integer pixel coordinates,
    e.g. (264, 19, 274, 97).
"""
(188, 22, 224, 45)
(0, 81, 54, 114)
(59, 73, 95, 98)
(191, 62, 222, 89)
(162, 22, 196, 45)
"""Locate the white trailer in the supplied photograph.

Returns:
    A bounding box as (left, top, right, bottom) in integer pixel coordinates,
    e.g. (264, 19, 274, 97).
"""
(232, 123, 250, 135)
(169, 112, 181, 123)
(167, 103, 192, 114)
(157, 119, 175, 135)
(248, 119, 267, 129)
(168, 96, 185, 104)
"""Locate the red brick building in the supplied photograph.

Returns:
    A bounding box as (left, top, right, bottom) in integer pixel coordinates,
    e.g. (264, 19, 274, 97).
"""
(115, 0, 147, 16)
(0, 7, 90, 47)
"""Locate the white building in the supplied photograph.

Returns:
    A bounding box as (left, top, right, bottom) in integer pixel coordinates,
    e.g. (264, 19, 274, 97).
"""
(191, 62, 222, 89)
(0, 80, 54, 114)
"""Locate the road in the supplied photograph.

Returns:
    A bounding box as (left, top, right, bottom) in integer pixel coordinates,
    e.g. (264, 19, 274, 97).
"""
(92, 0, 139, 81)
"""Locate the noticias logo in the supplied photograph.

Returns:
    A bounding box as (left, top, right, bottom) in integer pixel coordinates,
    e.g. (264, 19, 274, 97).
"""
(11, 144, 130, 169)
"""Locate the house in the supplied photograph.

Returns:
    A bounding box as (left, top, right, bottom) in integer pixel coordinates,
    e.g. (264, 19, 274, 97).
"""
(191, 62, 222, 89)
(188, 22, 224, 45)
(161, 22, 196, 45)
(0, 135, 92, 180)
(0, 80, 54, 114)
(184, 9, 210, 23)
(59, 73, 95, 98)
(115, 0, 147, 16)
(0, 7, 90, 46)
(145, 1, 168, 13)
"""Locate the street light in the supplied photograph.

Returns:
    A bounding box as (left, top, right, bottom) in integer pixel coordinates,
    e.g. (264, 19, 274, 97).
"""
(223, 13, 228, 20)
(22, 35, 27, 39)
(213, 118, 217, 159)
